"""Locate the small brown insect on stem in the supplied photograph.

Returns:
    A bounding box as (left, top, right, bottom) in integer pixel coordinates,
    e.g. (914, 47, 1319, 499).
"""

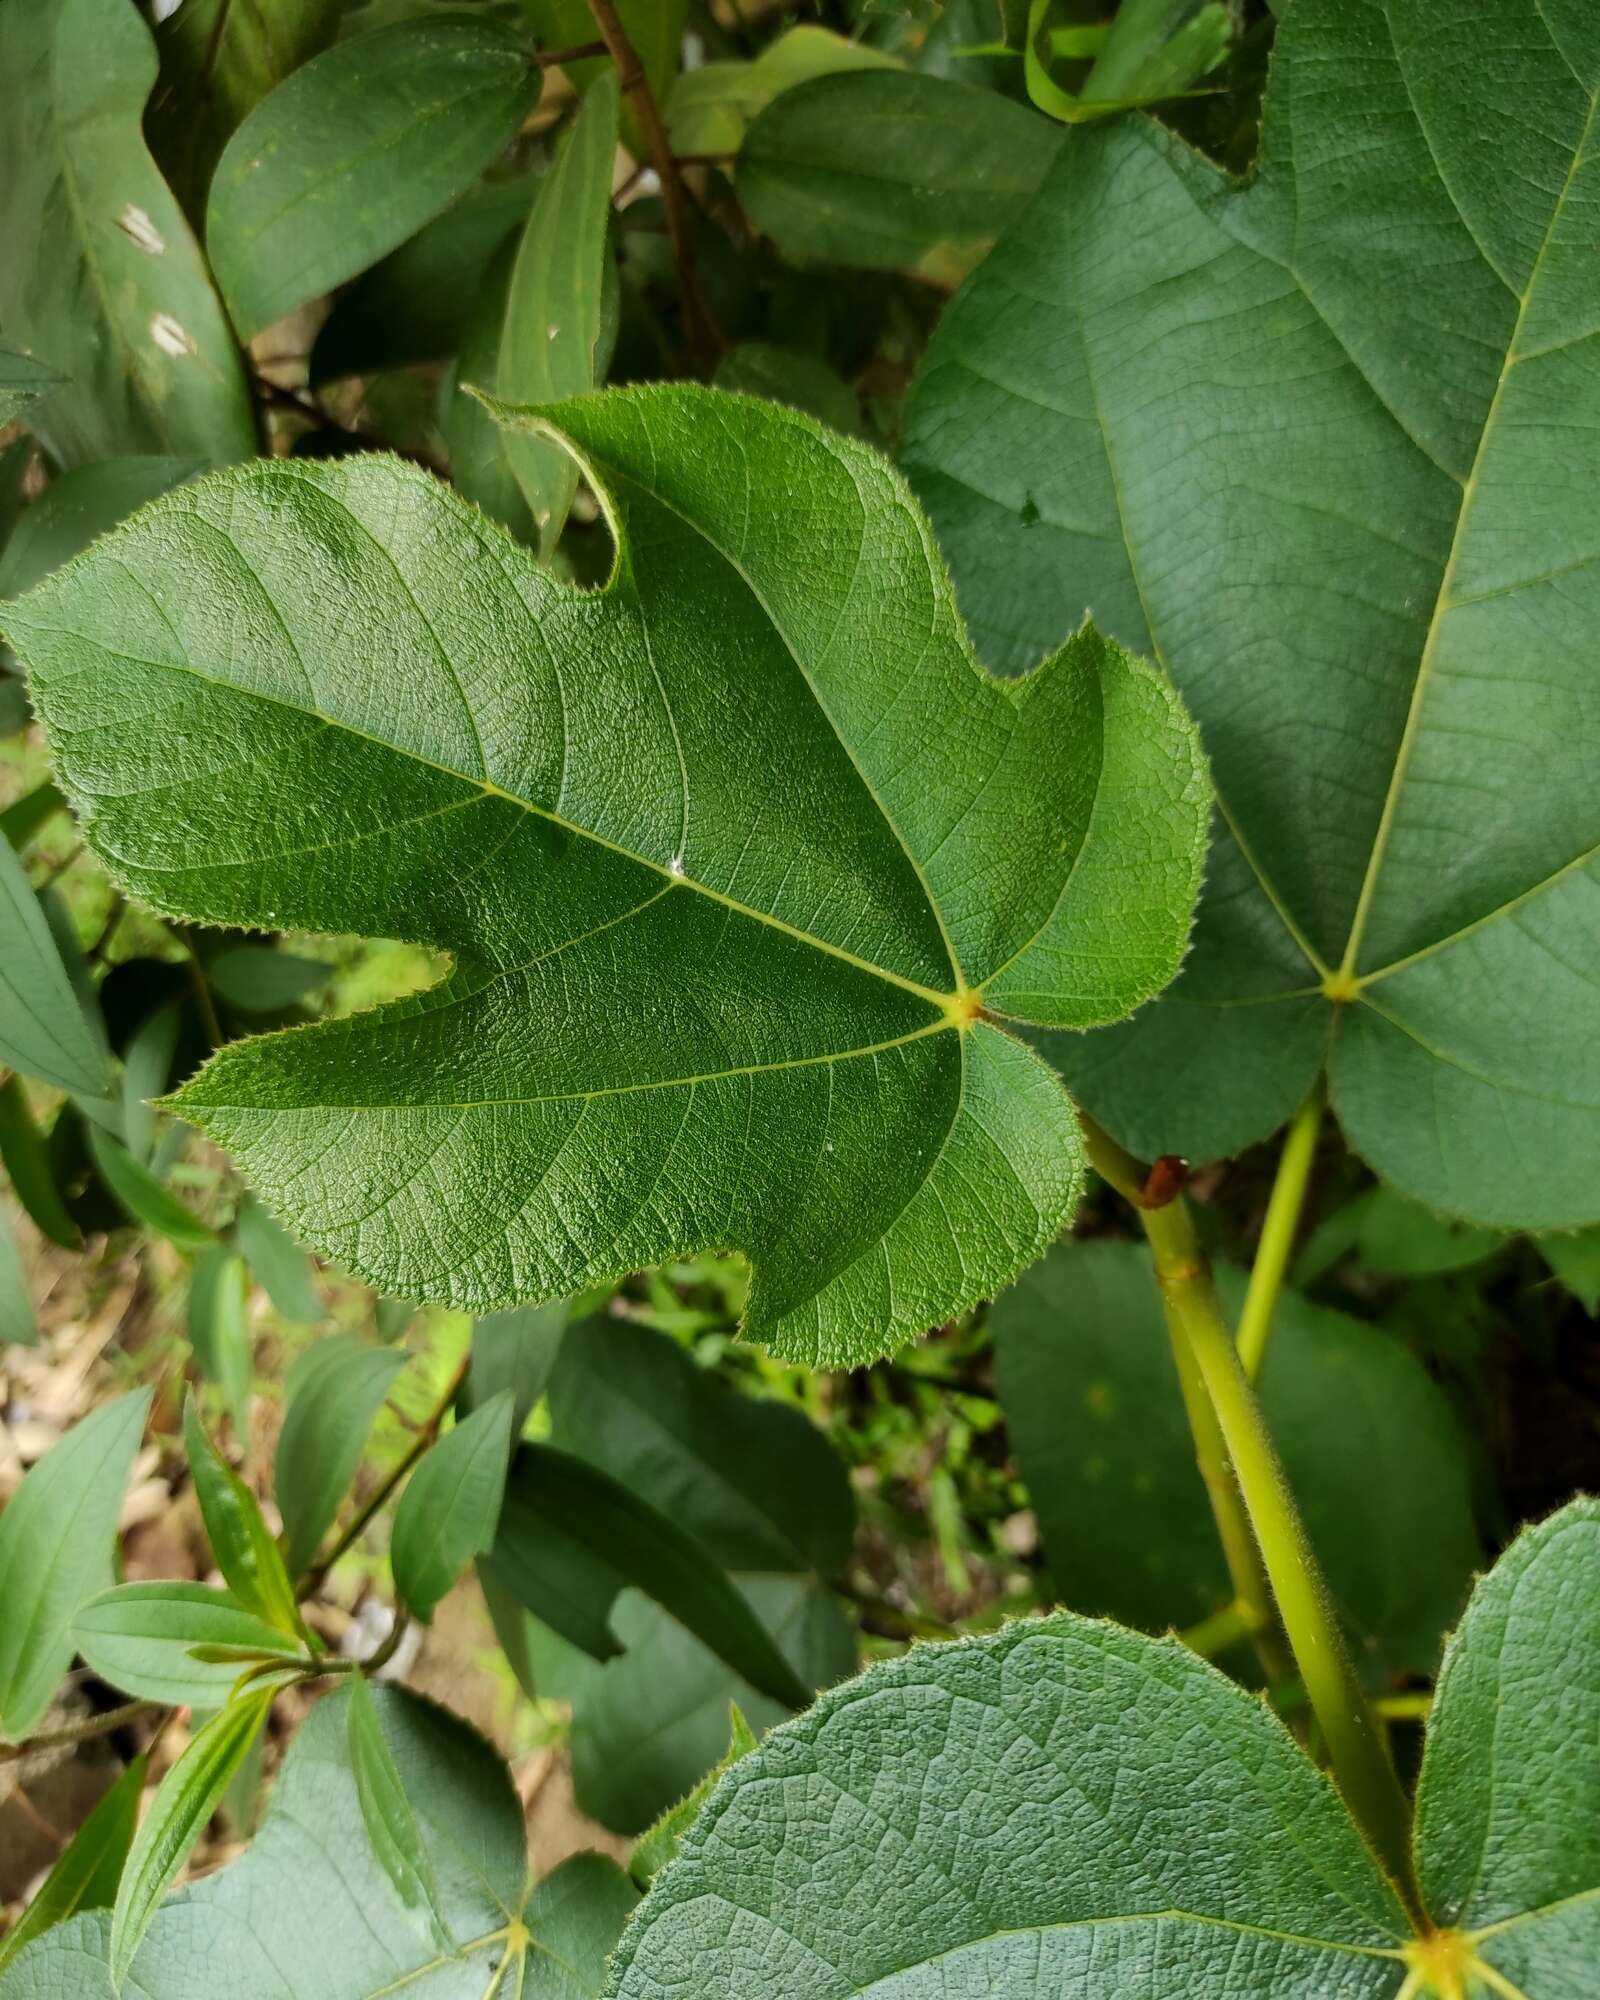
(582, 0, 725, 362)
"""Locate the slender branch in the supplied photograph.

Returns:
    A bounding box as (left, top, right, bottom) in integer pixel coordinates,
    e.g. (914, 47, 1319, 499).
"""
(1176, 1596, 1266, 1661)
(173, 922, 224, 1048)
(535, 38, 608, 67)
(583, 0, 724, 360)
(0, 1699, 164, 1762)
(1236, 1080, 1325, 1381)
(836, 1582, 954, 1642)
(1084, 1120, 1290, 1687)
(296, 1352, 469, 1600)
(1081, 1115, 1421, 1919)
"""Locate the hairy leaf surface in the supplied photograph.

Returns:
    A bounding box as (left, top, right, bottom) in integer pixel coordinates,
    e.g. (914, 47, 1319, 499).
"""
(607, 1500, 1600, 1998)
(904, 0, 1600, 1228)
(4, 384, 1208, 1364)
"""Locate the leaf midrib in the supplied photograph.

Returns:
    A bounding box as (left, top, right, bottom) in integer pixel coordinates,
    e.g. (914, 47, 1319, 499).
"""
(69, 594, 959, 1020)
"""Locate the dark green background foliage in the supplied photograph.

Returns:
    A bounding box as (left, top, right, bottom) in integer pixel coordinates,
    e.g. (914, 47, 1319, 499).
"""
(0, 1, 1596, 1995)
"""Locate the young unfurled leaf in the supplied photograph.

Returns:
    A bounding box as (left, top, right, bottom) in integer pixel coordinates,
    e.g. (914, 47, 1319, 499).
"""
(274, 1335, 407, 1576)
(0, 1685, 631, 1997)
(344, 1672, 454, 1952)
(4, 385, 1208, 1366)
(0, 1755, 145, 1977)
(992, 1238, 1480, 1673)
(182, 1398, 303, 1643)
(390, 1390, 515, 1622)
(205, 16, 545, 339)
(498, 73, 618, 555)
(0, 828, 116, 1103)
(74, 1583, 302, 1709)
(904, 0, 1600, 1230)
(484, 1443, 812, 1712)
(0, 0, 253, 468)
(0, 1390, 151, 1742)
(608, 1500, 1600, 1999)
(738, 70, 1061, 270)
(109, 1691, 274, 1988)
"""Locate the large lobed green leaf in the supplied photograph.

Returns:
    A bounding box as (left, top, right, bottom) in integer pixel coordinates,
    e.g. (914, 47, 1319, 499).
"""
(3, 384, 1208, 1365)
(0, 0, 254, 468)
(903, 0, 1600, 1230)
(608, 1499, 1600, 1997)
(0, 1683, 637, 1997)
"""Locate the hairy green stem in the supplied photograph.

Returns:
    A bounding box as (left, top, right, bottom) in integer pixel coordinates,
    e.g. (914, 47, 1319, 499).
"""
(0, 1699, 163, 1762)
(1081, 1115, 1420, 1916)
(1236, 1080, 1324, 1381)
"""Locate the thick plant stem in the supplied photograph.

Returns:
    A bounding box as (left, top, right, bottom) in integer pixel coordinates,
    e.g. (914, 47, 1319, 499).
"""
(1236, 1080, 1324, 1381)
(1081, 1116, 1421, 1917)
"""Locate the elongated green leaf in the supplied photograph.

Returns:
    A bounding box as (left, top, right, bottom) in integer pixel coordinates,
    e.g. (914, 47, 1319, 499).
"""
(345, 1672, 452, 1950)
(4, 385, 1208, 1366)
(1541, 1226, 1600, 1316)
(231, 1193, 322, 1324)
(311, 173, 538, 383)
(87, 1128, 215, 1251)
(738, 70, 1060, 269)
(461, 1299, 569, 1435)
(0, 1391, 151, 1742)
(484, 1443, 812, 1710)
(182, 1399, 303, 1641)
(0, 782, 66, 853)
(146, 0, 340, 226)
(905, 0, 1600, 1229)
(441, 237, 536, 541)
(0, 1075, 78, 1249)
(0, 1205, 36, 1346)
(206, 17, 544, 339)
(0, 1685, 633, 1998)
(0, 832, 115, 1101)
(204, 944, 329, 1013)
(187, 1245, 253, 1437)
(275, 1335, 407, 1575)
(0, 343, 66, 429)
(122, 1002, 180, 1165)
(991, 1239, 1480, 1674)
(0, 1755, 145, 1976)
(498, 73, 618, 554)
(0, 0, 254, 467)
(391, 1390, 515, 1621)
(110, 1692, 273, 1987)
(74, 1582, 301, 1708)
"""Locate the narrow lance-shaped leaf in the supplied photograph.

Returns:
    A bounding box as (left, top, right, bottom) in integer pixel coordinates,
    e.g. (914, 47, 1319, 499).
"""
(0, 825, 115, 1101)
(110, 1692, 274, 1989)
(74, 1582, 303, 1709)
(231, 1194, 323, 1326)
(3, 384, 1209, 1366)
(274, 1336, 407, 1576)
(0, 1755, 146, 1978)
(0, 1205, 36, 1347)
(498, 73, 619, 555)
(460, 1299, 569, 1435)
(187, 1245, 253, 1441)
(0, 0, 254, 467)
(205, 17, 545, 340)
(345, 1672, 454, 1953)
(87, 1127, 215, 1253)
(390, 1390, 516, 1622)
(903, 0, 1600, 1229)
(0, 1390, 151, 1743)
(0, 1075, 79, 1249)
(182, 1398, 304, 1643)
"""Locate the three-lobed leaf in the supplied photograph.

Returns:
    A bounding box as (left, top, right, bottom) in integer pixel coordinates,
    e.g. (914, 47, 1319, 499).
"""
(609, 1499, 1600, 1997)
(2, 384, 1208, 1365)
(903, 0, 1600, 1229)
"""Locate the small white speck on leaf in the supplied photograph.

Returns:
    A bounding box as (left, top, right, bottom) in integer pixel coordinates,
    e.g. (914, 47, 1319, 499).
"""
(117, 204, 165, 254)
(149, 313, 195, 358)
(668, 855, 686, 878)
(547, 324, 561, 341)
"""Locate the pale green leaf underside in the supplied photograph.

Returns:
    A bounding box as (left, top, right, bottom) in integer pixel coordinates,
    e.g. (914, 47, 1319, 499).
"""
(608, 1500, 1600, 1998)
(4, 384, 1207, 1365)
(0, 1683, 635, 1998)
(903, 0, 1600, 1229)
